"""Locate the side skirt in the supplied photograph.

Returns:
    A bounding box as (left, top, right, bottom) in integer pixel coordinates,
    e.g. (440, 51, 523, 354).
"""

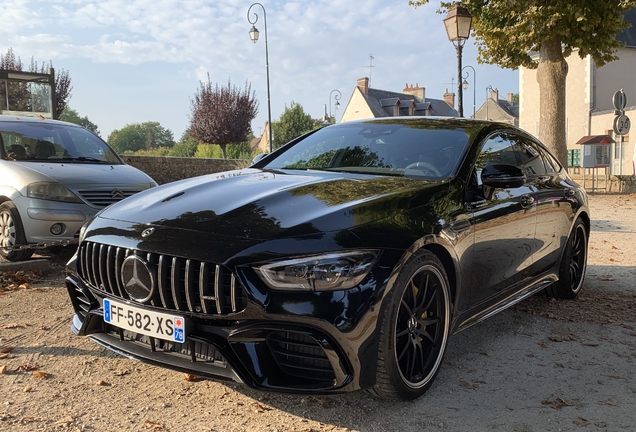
(453, 275, 557, 334)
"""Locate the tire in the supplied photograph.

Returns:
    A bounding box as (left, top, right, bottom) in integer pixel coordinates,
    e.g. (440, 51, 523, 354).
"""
(0, 201, 34, 262)
(371, 250, 451, 400)
(545, 217, 588, 299)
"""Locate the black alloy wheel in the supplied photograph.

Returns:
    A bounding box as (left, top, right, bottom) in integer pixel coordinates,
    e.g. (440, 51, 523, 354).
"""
(546, 217, 588, 299)
(0, 201, 34, 262)
(372, 250, 451, 400)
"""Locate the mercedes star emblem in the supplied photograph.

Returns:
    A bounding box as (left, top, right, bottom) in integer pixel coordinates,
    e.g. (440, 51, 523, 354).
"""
(120, 256, 155, 302)
(141, 227, 155, 238)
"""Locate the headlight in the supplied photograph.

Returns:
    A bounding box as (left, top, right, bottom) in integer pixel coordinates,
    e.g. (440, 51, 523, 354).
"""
(27, 182, 82, 203)
(254, 250, 379, 291)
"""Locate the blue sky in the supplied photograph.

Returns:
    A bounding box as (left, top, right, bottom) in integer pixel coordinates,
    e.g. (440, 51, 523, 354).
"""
(1, 0, 518, 141)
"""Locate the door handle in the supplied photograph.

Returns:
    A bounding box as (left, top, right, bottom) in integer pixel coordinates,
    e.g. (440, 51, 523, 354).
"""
(520, 194, 534, 207)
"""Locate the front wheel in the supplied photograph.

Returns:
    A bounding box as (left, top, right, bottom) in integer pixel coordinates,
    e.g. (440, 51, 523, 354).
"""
(0, 201, 34, 262)
(545, 217, 588, 299)
(372, 250, 451, 400)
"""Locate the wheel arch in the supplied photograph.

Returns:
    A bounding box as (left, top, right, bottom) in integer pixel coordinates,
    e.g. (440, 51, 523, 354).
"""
(421, 243, 457, 309)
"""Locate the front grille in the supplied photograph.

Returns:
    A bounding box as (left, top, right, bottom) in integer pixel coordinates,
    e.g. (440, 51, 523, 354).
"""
(267, 331, 336, 382)
(77, 188, 142, 207)
(78, 241, 247, 316)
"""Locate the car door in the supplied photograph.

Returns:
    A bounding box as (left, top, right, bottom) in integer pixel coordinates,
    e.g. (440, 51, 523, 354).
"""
(517, 138, 575, 274)
(465, 132, 538, 307)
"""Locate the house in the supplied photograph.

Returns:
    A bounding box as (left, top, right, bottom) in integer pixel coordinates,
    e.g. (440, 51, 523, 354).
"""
(340, 78, 458, 123)
(474, 88, 519, 126)
(250, 122, 271, 154)
(519, 9, 636, 175)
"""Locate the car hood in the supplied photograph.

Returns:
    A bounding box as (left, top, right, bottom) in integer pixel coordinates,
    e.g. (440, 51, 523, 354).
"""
(14, 161, 154, 187)
(98, 168, 443, 239)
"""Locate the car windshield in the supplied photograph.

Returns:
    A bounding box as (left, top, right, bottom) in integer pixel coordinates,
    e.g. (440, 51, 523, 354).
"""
(262, 119, 471, 179)
(0, 120, 122, 164)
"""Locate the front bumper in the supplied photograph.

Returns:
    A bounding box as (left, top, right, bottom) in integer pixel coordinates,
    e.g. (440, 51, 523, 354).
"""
(66, 247, 401, 394)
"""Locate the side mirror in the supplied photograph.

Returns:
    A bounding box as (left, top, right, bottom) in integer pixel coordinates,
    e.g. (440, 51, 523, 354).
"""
(251, 153, 268, 165)
(481, 163, 526, 189)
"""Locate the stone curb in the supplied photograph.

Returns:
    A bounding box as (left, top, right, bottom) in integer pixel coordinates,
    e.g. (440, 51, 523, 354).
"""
(0, 259, 51, 273)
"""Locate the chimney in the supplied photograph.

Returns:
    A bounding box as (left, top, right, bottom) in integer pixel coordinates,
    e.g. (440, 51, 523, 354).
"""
(403, 83, 425, 101)
(443, 88, 455, 109)
(506, 93, 515, 103)
(357, 77, 369, 95)
(491, 88, 499, 101)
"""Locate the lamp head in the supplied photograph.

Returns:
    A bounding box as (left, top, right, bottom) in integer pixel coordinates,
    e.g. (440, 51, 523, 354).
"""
(249, 25, 260, 43)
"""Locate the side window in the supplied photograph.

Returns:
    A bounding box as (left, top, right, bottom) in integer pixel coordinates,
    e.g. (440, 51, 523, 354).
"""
(472, 133, 520, 187)
(516, 139, 548, 176)
(536, 145, 562, 173)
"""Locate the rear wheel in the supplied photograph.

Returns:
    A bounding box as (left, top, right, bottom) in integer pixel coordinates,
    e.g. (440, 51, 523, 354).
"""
(0, 201, 34, 262)
(546, 217, 587, 299)
(372, 250, 451, 400)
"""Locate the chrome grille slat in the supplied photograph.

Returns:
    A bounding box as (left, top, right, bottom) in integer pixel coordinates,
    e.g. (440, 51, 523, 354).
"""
(215, 265, 222, 314)
(199, 262, 208, 314)
(77, 241, 247, 317)
(185, 259, 195, 312)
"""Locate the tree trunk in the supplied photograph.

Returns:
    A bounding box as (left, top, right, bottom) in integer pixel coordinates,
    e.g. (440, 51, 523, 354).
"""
(220, 144, 227, 159)
(537, 38, 568, 167)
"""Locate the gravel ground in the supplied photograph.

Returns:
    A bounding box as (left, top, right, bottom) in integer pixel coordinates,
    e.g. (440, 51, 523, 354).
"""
(0, 193, 635, 432)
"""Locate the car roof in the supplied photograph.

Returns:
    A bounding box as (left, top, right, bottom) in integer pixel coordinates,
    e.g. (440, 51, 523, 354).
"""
(0, 114, 79, 128)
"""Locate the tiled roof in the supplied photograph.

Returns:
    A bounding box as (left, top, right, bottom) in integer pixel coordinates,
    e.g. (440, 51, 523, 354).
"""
(364, 88, 458, 117)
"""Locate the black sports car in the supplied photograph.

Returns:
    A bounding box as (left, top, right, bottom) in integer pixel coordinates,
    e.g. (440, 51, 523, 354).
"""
(66, 118, 589, 400)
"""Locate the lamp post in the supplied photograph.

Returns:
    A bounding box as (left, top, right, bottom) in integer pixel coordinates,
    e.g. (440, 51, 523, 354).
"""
(485, 85, 493, 120)
(247, 3, 273, 153)
(443, 3, 473, 118)
(461, 65, 476, 118)
(329, 89, 341, 123)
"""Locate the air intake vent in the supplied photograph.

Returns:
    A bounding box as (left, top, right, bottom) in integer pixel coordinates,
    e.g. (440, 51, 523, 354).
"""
(267, 331, 336, 382)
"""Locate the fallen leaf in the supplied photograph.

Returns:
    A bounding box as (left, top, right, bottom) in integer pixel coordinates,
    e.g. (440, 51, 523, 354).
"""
(541, 397, 573, 409)
(33, 371, 51, 379)
(23, 386, 33, 392)
(609, 258, 616, 262)
(18, 283, 29, 289)
(0, 365, 7, 374)
(145, 419, 164, 430)
(2, 323, 24, 329)
(315, 396, 331, 408)
(573, 417, 589, 427)
(95, 380, 109, 386)
(0, 353, 9, 359)
(0, 347, 14, 354)
(183, 374, 200, 382)
(219, 391, 230, 399)
(459, 380, 478, 389)
(14, 363, 39, 372)
(54, 415, 75, 426)
(611, 245, 618, 250)
(253, 402, 271, 413)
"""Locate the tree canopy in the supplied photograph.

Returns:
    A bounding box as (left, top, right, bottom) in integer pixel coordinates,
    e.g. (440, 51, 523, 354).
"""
(188, 76, 259, 159)
(409, 1, 636, 165)
(272, 102, 315, 150)
(107, 122, 175, 153)
(0, 48, 72, 119)
(60, 106, 100, 136)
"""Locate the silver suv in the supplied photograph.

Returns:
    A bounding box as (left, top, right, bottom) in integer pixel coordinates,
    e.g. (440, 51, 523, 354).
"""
(0, 115, 156, 261)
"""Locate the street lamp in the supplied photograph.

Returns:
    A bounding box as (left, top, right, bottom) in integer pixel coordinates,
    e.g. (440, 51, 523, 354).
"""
(443, 2, 473, 117)
(461, 65, 476, 117)
(485, 85, 493, 120)
(247, 3, 273, 153)
(329, 89, 341, 123)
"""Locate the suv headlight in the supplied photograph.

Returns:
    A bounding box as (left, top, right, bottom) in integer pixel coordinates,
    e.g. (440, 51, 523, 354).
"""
(254, 250, 379, 291)
(27, 182, 82, 203)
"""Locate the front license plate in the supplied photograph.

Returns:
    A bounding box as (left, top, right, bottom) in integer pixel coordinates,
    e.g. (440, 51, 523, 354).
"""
(103, 298, 186, 343)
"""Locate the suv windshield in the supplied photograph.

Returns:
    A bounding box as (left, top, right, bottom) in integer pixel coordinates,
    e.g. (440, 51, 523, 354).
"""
(0, 120, 122, 164)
